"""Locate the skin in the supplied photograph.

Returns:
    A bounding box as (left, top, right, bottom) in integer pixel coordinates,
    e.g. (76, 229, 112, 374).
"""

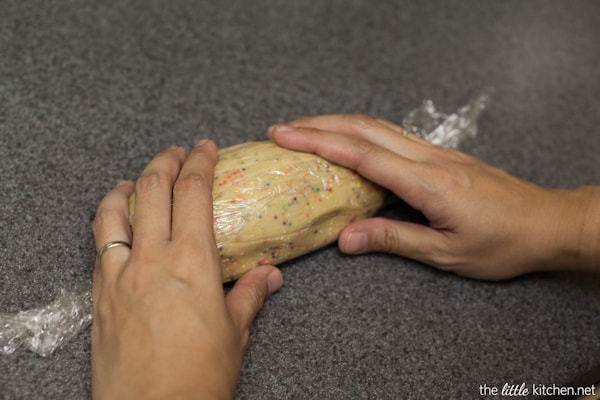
(91, 115, 599, 399)
(92, 140, 283, 400)
(268, 114, 600, 280)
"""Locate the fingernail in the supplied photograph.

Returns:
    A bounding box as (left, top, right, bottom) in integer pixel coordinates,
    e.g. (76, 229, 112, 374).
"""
(195, 139, 209, 147)
(343, 232, 368, 254)
(267, 269, 283, 295)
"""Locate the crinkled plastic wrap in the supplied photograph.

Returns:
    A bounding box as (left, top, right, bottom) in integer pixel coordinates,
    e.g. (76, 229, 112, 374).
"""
(129, 141, 386, 282)
(0, 289, 92, 357)
(0, 90, 492, 356)
(213, 142, 386, 281)
(403, 87, 493, 148)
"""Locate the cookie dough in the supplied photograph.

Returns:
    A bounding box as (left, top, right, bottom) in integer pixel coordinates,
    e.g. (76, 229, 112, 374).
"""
(129, 141, 386, 282)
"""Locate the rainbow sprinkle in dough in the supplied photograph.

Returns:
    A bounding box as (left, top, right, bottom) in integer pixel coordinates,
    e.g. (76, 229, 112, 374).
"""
(128, 141, 386, 282)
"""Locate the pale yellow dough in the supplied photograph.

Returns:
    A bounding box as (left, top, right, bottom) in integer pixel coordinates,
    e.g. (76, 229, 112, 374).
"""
(128, 141, 386, 282)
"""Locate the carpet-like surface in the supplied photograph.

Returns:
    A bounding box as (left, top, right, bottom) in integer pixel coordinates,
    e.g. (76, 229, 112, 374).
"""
(1, 1, 599, 399)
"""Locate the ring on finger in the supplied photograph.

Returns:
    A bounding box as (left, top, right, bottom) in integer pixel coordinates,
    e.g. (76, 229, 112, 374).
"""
(96, 241, 131, 262)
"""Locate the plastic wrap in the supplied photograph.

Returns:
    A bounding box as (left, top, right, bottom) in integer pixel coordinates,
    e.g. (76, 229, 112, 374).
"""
(0, 90, 492, 356)
(0, 289, 92, 357)
(403, 87, 493, 148)
(129, 141, 386, 282)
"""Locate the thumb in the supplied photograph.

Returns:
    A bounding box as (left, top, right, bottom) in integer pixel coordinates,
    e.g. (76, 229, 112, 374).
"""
(339, 217, 444, 263)
(226, 265, 283, 332)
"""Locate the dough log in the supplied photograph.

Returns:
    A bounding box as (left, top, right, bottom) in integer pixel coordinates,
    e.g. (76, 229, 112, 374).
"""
(128, 141, 386, 282)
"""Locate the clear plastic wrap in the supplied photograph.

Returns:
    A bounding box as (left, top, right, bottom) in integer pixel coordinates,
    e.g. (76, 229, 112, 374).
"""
(0, 90, 492, 356)
(0, 289, 92, 357)
(403, 87, 493, 148)
(129, 141, 387, 282)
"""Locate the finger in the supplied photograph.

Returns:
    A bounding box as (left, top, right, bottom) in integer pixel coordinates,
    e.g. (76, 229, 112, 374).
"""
(93, 180, 135, 283)
(268, 125, 426, 208)
(338, 217, 449, 267)
(226, 266, 283, 333)
(171, 140, 218, 246)
(283, 114, 429, 160)
(133, 146, 186, 246)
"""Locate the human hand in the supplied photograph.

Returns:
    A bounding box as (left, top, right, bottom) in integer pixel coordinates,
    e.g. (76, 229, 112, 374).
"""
(268, 115, 597, 280)
(91, 140, 283, 400)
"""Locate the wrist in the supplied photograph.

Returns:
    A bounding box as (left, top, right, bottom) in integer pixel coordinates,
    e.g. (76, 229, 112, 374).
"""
(121, 381, 234, 400)
(93, 366, 235, 400)
(572, 186, 600, 270)
(545, 186, 600, 272)
(148, 368, 236, 400)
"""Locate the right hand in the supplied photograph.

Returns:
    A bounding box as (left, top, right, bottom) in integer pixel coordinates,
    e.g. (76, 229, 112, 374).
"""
(268, 114, 598, 280)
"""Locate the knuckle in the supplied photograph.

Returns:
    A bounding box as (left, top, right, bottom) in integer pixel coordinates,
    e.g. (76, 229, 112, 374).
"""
(346, 113, 375, 128)
(93, 282, 120, 321)
(427, 248, 453, 267)
(351, 137, 379, 164)
(238, 278, 267, 314)
(418, 162, 472, 193)
(378, 226, 401, 252)
(168, 244, 217, 283)
(173, 172, 211, 196)
(94, 300, 109, 322)
(442, 169, 472, 191)
(135, 171, 171, 196)
(427, 239, 463, 270)
(420, 162, 447, 183)
(248, 288, 264, 317)
(346, 114, 379, 135)
(135, 148, 184, 196)
(93, 208, 121, 237)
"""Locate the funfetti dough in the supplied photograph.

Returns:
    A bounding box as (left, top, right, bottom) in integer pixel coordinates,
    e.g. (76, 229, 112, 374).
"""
(129, 141, 386, 282)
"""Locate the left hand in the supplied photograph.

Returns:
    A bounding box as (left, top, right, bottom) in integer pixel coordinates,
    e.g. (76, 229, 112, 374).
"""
(268, 115, 593, 280)
(91, 140, 283, 400)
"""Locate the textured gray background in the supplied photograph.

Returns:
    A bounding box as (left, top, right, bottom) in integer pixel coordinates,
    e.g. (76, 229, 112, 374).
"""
(1, 1, 599, 399)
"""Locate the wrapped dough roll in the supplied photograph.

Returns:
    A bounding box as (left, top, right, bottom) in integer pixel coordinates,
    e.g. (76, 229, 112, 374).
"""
(128, 141, 386, 282)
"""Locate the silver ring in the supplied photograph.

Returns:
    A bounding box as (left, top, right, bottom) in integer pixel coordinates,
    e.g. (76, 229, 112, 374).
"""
(96, 241, 131, 261)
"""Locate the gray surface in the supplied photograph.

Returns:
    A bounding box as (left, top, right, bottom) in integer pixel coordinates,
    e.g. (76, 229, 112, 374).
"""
(1, 1, 599, 399)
